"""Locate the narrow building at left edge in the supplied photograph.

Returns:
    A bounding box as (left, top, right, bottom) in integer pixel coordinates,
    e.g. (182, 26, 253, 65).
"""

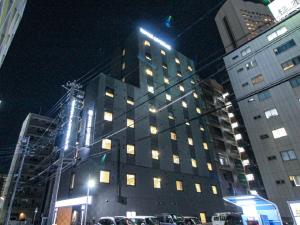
(53, 27, 247, 225)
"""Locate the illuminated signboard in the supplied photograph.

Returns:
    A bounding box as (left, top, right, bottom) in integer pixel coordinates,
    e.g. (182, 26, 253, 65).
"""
(139, 28, 172, 50)
(268, 0, 300, 21)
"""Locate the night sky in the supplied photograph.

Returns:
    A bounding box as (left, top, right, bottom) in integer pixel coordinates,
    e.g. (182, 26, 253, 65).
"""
(0, 0, 255, 173)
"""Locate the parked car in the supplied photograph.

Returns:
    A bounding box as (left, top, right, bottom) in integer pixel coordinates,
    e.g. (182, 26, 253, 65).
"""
(99, 217, 135, 225)
(212, 213, 243, 225)
(129, 216, 159, 225)
(156, 214, 185, 225)
(183, 217, 201, 225)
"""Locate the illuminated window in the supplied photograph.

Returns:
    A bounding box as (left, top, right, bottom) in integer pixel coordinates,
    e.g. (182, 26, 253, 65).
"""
(105, 88, 114, 98)
(235, 134, 242, 140)
(168, 113, 174, 120)
(182, 101, 188, 108)
(150, 126, 158, 135)
(175, 58, 180, 64)
(126, 144, 135, 155)
(164, 77, 169, 84)
(193, 92, 198, 98)
(162, 63, 168, 69)
(200, 213, 207, 224)
(238, 147, 245, 153)
(127, 118, 134, 128)
(177, 72, 182, 77)
(126, 174, 136, 186)
(166, 93, 172, 101)
(179, 85, 185, 92)
(104, 112, 113, 121)
(188, 137, 194, 146)
(231, 122, 238, 129)
(251, 74, 264, 85)
(242, 159, 250, 166)
(102, 139, 111, 150)
(144, 40, 151, 46)
(196, 107, 201, 114)
(191, 79, 195, 84)
(122, 49, 126, 56)
(153, 177, 161, 189)
(148, 85, 154, 94)
(100, 170, 110, 183)
(241, 47, 252, 57)
(246, 174, 255, 181)
(281, 149, 297, 161)
(145, 53, 152, 61)
(289, 176, 300, 186)
(200, 127, 205, 132)
(191, 159, 197, 168)
(203, 142, 208, 150)
(176, 180, 183, 191)
(127, 97, 134, 105)
(207, 163, 213, 171)
(161, 50, 166, 55)
(211, 185, 218, 194)
(145, 68, 153, 76)
(195, 183, 201, 193)
(173, 155, 180, 164)
(272, 128, 287, 139)
(170, 132, 177, 140)
(122, 62, 126, 70)
(70, 173, 75, 189)
(188, 66, 193, 72)
(267, 27, 288, 42)
(152, 150, 159, 160)
(149, 106, 157, 113)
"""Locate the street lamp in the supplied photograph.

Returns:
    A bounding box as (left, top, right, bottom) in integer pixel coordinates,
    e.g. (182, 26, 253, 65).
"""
(84, 177, 95, 225)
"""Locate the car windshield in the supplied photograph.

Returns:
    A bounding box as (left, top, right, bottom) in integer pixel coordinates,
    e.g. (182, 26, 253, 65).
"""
(172, 215, 184, 223)
(191, 218, 201, 224)
(116, 218, 135, 225)
(146, 218, 159, 225)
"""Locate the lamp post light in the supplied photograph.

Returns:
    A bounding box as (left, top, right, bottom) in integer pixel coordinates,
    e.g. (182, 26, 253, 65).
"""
(84, 177, 95, 225)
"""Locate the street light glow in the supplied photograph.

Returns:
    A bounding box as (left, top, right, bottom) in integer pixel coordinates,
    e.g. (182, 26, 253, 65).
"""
(88, 179, 95, 188)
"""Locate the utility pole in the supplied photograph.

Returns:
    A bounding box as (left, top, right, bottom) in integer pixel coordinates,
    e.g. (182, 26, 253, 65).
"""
(47, 81, 83, 225)
(4, 137, 30, 225)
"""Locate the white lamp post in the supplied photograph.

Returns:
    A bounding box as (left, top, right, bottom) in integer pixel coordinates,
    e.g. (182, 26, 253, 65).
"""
(84, 177, 95, 225)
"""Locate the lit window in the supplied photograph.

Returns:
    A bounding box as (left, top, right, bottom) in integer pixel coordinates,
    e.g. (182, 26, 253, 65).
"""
(195, 183, 201, 193)
(185, 121, 190, 126)
(145, 68, 153, 76)
(188, 137, 194, 146)
(188, 66, 193, 72)
(211, 185, 218, 194)
(85, 110, 94, 146)
(148, 85, 154, 94)
(177, 72, 182, 77)
(164, 77, 169, 84)
(152, 150, 159, 160)
(196, 107, 201, 114)
(272, 128, 287, 139)
(267, 27, 288, 42)
(166, 93, 172, 101)
(246, 174, 255, 181)
(127, 97, 134, 105)
(153, 177, 161, 189)
(173, 155, 180, 164)
(281, 149, 297, 161)
(207, 163, 213, 171)
(250, 190, 258, 195)
(161, 50, 166, 55)
(200, 213, 206, 224)
(175, 58, 180, 64)
(203, 142, 208, 150)
(193, 92, 198, 98)
(104, 112, 113, 121)
(179, 85, 185, 92)
(162, 64, 168, 69)
(105, 88, 114, 98)
(289, 176, 300, 186)
(251, 74, 264, 85)
(242, 159, 250, 167)
(241, 47, 251, 57)
(176, 180, 183, 191)
(231, 122, 238, 129)
(127, 118, 134, 128)
(122, 49, 126, 56)
(70, 173, 75, 189)
(126, 144, 135, 155)
(100, 170, 110, 183)
(191, 79, 195, 84)
(265, 108, 278, 119)
(122, 62, 126, 70)
(170, 132, 177, 140)
(144, 40, 151, 46)
(150, 126, 158, 135)
(228, 113, 234, 118)
(246, 60, 257, 70)
(282, 55, 300, 71)
(191, 159, 197, 168)
(182, 101, 188, 108)
(235, 134, 242, 140)
(102, 139, 111, 150)
(127, 211, 137, 217)
(168, 113, 174, 120)
(200, 127, 205, 132)
(145, 53, 152, 61)
(238, 147, 245, 153)
(149, 106, 157, 113)
(126, 174, 136, 186)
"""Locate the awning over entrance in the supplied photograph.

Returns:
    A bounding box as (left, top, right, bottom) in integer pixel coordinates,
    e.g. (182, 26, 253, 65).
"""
(55, 196, 92, 208)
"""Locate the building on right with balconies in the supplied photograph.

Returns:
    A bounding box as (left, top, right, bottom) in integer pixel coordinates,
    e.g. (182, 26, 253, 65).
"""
(223, 11, 300, 223)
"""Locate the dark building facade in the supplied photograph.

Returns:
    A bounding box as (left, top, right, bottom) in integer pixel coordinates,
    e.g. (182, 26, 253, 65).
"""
(57, 28, 225, 223)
